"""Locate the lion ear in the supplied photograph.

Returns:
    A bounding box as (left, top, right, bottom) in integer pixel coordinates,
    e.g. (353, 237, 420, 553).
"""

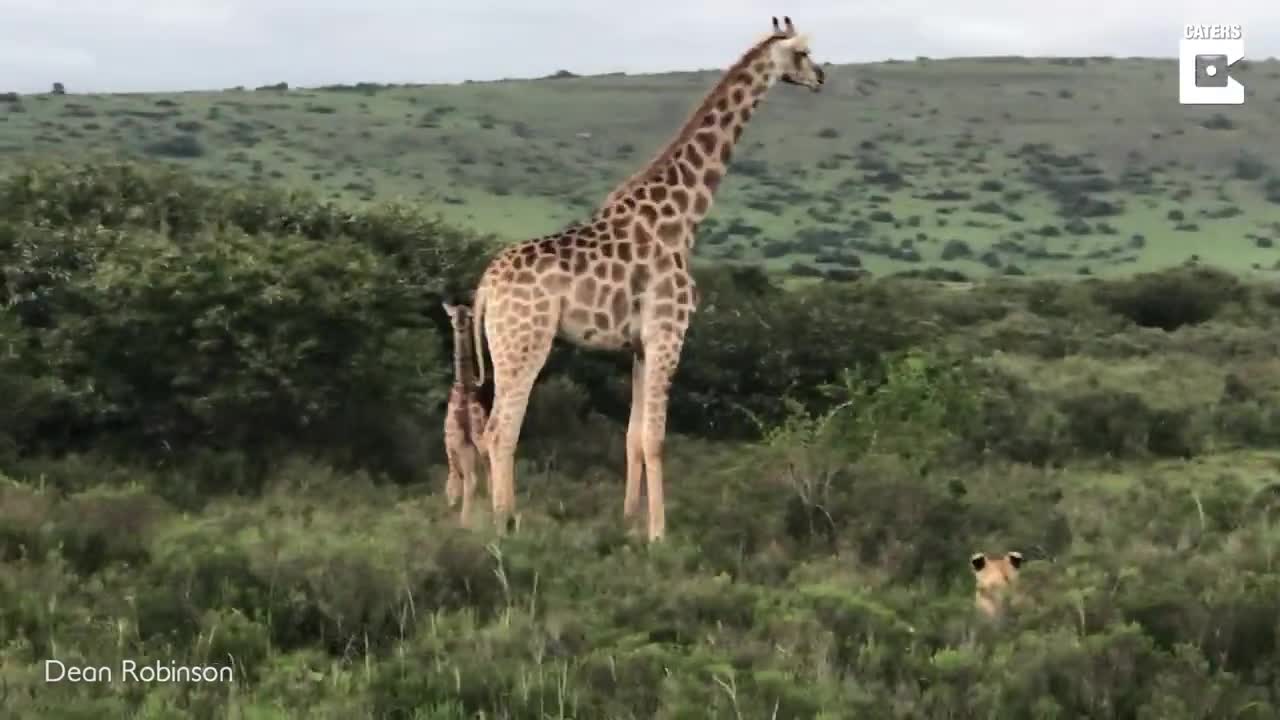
(970, 553, 986, 572)
(1007, 551, 1023, 569)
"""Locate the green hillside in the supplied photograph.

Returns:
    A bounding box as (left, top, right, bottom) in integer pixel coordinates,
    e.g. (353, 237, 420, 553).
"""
(3, 56, 1280, 280)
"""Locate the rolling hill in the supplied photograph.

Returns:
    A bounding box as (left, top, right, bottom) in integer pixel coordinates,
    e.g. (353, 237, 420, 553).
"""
(3, 56, 1280, 279)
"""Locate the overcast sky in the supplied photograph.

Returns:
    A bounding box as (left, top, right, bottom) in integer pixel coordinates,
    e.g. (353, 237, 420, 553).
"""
(1, 0, 1277, 94)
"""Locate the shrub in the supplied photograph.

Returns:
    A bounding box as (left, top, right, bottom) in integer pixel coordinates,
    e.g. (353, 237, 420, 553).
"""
(1232, 154, 1270, 180)
(1265, 176, 1280, 204)
(1095, 266, 1243, 331)
(0, 161, 492, 477)
(1201, 113, 1234, 130)
(143, 133, 206, 158)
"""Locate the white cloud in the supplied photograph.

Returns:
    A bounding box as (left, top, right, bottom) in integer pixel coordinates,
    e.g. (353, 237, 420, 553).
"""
(0, 0, 1275, 93)
(0, 43, 96, 73)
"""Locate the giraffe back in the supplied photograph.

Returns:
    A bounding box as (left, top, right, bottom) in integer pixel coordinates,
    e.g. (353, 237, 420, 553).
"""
(477, 216, 697, 355)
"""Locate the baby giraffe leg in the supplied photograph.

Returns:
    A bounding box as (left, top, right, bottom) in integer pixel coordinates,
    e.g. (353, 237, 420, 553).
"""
(444, 448, 462, 508)
(457, 443, 479, 527)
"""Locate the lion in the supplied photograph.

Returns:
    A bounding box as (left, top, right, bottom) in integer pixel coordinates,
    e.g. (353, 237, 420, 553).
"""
(969, 550, 1023, 619)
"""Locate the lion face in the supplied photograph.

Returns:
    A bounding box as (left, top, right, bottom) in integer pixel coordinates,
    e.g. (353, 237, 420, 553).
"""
(970, 551, 1023, 618)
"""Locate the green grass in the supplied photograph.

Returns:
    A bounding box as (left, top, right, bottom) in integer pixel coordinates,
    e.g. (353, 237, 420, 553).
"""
(3, 57, 1280, 279)
(4, 159, 1280, 714)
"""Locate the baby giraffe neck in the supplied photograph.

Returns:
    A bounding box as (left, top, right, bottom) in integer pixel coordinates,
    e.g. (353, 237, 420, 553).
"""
(452, 323, 475, 387)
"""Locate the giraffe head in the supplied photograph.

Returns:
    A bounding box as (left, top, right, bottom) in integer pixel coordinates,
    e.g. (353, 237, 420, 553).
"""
(769, 16, 825, 92)
(970, 550, 1023, 619)
(442, 301, 473, 333)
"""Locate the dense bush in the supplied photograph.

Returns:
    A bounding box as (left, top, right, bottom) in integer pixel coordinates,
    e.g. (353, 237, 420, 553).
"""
(0, 161, 492, 477)
(1094, 265, 1246, 331)
(144, 133, 207, 158)
(2, 160, 1280, 717)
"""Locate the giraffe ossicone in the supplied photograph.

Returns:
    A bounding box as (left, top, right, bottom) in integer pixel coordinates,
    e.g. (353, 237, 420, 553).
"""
(466, 18, 827, 541)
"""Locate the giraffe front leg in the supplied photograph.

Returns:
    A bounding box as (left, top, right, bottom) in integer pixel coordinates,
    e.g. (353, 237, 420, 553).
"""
(624, 352, 646, 524)
(640, 332, 684, 543)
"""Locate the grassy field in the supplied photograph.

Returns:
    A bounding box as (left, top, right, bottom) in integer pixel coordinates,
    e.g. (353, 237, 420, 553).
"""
(3, 56, 1280, 278)
(3, 158, 1280, 716)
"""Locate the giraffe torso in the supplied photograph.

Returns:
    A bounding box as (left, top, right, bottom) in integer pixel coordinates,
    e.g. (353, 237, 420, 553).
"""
(478, 211, 698, 355)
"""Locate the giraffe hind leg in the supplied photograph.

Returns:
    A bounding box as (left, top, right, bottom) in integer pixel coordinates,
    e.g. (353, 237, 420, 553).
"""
(485, 327, 555, 535)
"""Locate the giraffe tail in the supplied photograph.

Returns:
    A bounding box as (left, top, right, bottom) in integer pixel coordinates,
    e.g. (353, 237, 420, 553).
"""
(471, 285, 487, 388)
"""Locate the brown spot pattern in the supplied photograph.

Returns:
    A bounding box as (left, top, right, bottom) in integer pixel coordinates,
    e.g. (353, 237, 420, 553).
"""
(694, 131, 717, 155)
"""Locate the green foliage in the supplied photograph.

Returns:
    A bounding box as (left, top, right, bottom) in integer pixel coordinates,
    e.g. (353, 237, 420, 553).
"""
(0, 161, 1279, 717)
(753, 349, 978, 473)
(1095, 265, 1246, 331)
(144, 133, 206, 158)
(3, 448, 1277, 717)
(0, 161, 491, 479)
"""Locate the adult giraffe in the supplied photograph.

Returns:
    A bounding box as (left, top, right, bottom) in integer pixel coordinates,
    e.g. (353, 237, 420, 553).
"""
(470, 17, 826, 541)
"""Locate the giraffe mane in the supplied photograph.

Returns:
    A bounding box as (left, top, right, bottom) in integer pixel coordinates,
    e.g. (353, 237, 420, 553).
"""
(602, 32, 789, 204)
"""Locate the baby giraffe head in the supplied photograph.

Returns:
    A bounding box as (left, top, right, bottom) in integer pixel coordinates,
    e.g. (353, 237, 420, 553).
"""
(767, 16, 826, 92)
(970, 550, 1023, 619)
(441, 301, 473, 333)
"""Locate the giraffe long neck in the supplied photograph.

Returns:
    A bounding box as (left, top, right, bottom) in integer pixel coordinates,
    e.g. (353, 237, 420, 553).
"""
(602, 40, 782, 235)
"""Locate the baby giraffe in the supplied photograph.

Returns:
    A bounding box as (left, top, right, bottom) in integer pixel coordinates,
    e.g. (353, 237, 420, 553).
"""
(442, 302, 489, 525)
(970, 550, 1024, 620)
